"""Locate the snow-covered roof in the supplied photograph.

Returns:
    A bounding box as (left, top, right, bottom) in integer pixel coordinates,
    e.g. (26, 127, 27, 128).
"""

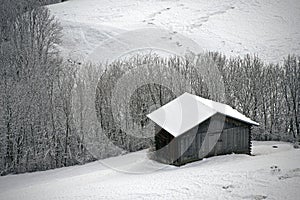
(147, 92, 259, 137)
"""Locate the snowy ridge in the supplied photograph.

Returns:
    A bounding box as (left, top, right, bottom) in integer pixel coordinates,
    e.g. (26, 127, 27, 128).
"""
(48, 0, 300, 63)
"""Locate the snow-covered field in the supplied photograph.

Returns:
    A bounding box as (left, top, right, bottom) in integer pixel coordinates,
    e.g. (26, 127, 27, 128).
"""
(0, 141, 299, 200)
(48, 0, 300, 63)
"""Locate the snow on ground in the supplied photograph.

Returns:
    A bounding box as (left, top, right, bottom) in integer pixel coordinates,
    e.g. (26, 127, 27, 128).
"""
(0, 141, 300, 200)
(48, 0, 300, 63)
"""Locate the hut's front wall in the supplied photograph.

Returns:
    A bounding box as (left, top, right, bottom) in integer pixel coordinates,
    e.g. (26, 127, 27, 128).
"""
(153, 124, 177, 164)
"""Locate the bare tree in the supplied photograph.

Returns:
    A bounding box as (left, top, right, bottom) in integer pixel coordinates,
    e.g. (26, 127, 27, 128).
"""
(283, 56, 300, 139)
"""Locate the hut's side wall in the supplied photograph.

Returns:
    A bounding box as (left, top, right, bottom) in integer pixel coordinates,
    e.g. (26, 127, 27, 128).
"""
(176, 114, 252, 166)
(206, 116, 251, 157)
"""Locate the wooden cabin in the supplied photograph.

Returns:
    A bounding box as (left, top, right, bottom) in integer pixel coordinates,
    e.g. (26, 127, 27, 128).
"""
(147, 92, 259, 166)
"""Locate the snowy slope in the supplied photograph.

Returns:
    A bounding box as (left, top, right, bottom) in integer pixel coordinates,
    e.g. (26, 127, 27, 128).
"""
(48, 0, 300, 63)
(0, 141, 300, 200)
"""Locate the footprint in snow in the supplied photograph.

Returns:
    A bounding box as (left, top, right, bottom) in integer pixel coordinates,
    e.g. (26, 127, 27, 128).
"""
(270, 165, 281, 175)
(176, 41, 182, 47)
(222, 184, 234, 192)
(243, 194, 267, 200)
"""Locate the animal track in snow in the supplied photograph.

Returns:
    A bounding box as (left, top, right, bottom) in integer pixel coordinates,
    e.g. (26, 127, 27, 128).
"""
(279, 168, 300, 180)
(242, 194, 267, 200)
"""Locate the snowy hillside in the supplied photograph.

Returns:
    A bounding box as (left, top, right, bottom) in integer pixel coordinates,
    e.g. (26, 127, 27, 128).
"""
(0, 141, 300, 200)
(48, 0, 300, 63)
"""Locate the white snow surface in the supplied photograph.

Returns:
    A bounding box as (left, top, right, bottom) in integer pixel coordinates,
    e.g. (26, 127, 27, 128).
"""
(48, 0, 300, 63)
(0, 141, 300, 199)
(147, 92, 217, 137)
(147, 93, 258, 137)
(194, 94, 259, 126)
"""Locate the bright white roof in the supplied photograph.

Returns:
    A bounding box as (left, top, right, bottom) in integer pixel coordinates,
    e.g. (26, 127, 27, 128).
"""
(147, 92, 259, 137)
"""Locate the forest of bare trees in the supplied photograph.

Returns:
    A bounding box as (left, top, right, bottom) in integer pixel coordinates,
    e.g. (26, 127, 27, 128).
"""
(0, 1, 299, 175)
(0, 0, 95, 175)
(210, 53, 299, 141)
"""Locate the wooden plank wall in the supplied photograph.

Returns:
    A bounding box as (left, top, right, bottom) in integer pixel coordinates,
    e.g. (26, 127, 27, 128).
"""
(154, 115, 252, 166)
(177, 115, 252, 165)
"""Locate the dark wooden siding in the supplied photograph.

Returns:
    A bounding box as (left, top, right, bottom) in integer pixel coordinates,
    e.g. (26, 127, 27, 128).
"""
(153, 124, 178, 164)
(153, 114, 252, 166)
(155, 125, 173, 151)
(177, 126, 199, 164)
(176, 114, 252, 165)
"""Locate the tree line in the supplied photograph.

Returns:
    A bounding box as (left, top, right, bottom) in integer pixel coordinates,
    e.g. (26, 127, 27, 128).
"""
(94, 52, 299, 151)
